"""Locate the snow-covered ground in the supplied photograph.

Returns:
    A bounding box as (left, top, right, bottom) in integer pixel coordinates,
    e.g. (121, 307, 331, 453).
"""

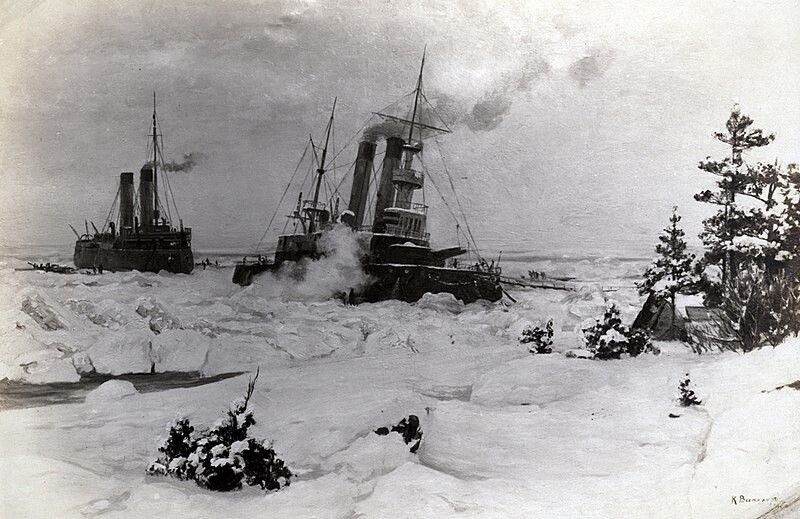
(0, 256, 798, 518)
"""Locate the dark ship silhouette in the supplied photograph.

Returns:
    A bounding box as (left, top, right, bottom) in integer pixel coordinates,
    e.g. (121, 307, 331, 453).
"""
(233, 52, 502, 303)
(73, 95, 194, 274)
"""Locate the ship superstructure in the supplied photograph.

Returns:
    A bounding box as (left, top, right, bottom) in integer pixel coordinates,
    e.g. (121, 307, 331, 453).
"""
(234, 51, 502, 303)
(73, 94, 193, 274)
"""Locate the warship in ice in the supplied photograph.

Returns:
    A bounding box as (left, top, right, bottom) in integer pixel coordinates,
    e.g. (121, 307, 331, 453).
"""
(233, 52, 502, 303)
(73, 95, 194, 274)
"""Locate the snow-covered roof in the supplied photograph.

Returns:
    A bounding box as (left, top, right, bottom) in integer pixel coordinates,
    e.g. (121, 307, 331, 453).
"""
(684, 306, 726, 322)
(389, 242, 429, 249)
(675, 293, 705, 319)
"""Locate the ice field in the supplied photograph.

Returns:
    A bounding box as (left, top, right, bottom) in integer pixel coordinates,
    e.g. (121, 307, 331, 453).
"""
(0, 256, 798, 518)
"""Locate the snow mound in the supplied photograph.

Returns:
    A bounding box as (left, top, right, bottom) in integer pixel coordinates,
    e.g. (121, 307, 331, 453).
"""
(471, 356, 600, 406)
(416, 292, 465, 313)
(689, 390, 800, 518)
(19, 355, 80, 384)
(150, 329, 211, 373)
(0, 329, 80, 383)
(86, 323, 153, 375)
(326, 433, 413, 483)
(691, 339, 800, 416)
(85, 380, 138, 406)
(687, 339, 800, 518)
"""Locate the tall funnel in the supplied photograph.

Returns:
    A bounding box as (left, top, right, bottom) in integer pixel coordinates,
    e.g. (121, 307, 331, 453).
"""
(373, 136, 403, 231)
(139, 166, 154, 226)
(347, 140, 377, 228)
(119, 172, 135, 228)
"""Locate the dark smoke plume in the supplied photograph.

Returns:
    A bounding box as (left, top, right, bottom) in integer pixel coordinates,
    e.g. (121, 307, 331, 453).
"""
(362, 120, 408, 143)
(146, 152, 204, 173)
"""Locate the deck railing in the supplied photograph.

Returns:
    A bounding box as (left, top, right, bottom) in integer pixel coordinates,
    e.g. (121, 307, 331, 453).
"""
(383, 225, 430, 241)
(387, 202, 428, 214)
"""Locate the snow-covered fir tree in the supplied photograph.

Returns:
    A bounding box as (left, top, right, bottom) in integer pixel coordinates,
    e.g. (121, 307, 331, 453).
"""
(692, 109, 800, 349)
(637, 207, 698, 339)
(694, 105, 776, 289)
(581, 301, 657, 359)
(778, 164, 800, 267)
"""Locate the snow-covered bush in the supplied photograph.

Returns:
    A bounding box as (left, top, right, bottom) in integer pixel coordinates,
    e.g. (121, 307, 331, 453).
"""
(679, 375, 702, 407)
(581, 301, 658, 359)
(374, 414, 423, 453)
(520, 319, 554, 354)
(147, 370, 292, 492)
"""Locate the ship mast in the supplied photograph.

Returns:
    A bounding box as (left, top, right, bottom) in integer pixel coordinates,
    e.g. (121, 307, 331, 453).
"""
(390, 48, 428, 212)
(308, 98, 336, 234)
(151, 92, 160, 224)
(407, 46, 425, 145)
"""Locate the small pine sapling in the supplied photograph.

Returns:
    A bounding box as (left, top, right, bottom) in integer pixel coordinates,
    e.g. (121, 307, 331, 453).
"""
(581, 301, 658, 359)
(520, 319, 554, 354)
(147, 368, 292, 492)
(679, 374, 702, 406)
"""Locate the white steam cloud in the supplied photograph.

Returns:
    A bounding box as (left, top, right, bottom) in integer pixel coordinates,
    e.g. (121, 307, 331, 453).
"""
(250, 225, 371, 302)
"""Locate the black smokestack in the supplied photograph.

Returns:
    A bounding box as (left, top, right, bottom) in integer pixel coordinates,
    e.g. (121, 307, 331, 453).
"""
(119, 172, 135, 229)
(347, 140, 377, 228)
(139, 166, 154, 226)
(373, 137, 403, 232)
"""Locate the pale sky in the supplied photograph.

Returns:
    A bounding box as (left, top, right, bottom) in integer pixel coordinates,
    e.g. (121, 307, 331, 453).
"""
(1, 0, 798, 257)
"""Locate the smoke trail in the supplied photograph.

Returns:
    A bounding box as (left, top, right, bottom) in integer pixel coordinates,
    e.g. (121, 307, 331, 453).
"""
(163, 152, 203, 172)
(146, 152, 204, 173)
(433, 57, 551, 132)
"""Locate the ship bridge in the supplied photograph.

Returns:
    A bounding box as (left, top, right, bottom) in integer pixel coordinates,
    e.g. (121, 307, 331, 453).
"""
(382, 205, 429, 241)
(301, 199, 330, 227)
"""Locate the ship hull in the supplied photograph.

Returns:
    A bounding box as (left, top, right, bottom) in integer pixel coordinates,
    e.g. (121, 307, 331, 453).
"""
(74, 242, 194, 274)
(232, 262, 280, 285)
(360, 264, 503, 304)
(234, 260, 502, 303)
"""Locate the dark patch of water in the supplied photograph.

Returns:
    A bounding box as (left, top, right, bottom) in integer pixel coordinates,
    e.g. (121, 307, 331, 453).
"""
(0, 371, 245, 410)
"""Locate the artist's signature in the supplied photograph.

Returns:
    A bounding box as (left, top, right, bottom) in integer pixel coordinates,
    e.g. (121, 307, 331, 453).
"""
(731, 495, 778, 505)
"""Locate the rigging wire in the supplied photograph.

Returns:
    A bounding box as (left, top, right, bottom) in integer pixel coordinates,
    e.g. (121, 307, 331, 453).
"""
(328, 116, 373, 165)
(418, 156, 462, 238)
(419, 90, 452, 133)
(254, 139, 312, 251)
(432, 134, 484, 258)
(333, 157, 358, 194)
(101, 185, 121, 233)
(156, 111, 182, 225)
